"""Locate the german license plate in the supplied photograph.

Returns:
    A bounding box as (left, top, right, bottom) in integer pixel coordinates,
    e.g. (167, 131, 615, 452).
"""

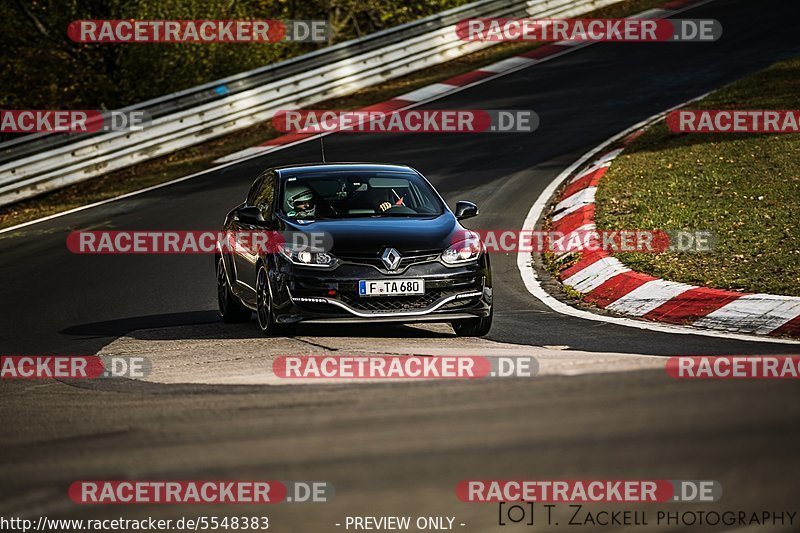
(358, 279, 424, 296)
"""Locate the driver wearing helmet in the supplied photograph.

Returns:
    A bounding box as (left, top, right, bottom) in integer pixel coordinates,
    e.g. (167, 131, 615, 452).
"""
(285, 183, 404, 217)
(285, 185, 316, 218)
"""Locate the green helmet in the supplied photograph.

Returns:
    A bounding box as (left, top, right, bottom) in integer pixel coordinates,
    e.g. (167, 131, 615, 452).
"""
(285, 184, 315, 217)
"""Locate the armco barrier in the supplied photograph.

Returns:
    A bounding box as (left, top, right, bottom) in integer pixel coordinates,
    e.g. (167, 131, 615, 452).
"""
(0, 0, 623, 207)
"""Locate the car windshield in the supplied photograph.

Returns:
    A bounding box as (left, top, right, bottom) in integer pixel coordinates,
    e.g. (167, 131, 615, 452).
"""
(279, 171, 445, 219)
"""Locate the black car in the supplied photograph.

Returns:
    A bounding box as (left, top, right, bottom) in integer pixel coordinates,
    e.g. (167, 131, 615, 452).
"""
(215, 163, 492, 336)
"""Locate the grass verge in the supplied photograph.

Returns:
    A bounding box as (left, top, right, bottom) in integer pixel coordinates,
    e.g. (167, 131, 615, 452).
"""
(595, 57, 800, 296)
(0, 0, 667, 231)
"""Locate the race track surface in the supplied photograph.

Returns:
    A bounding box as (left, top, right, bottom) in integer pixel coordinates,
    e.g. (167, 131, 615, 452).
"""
(1, 0, 799, 529)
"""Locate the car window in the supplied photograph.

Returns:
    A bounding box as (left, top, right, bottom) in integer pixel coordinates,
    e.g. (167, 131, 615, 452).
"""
(246, 175, 264, 206)
(280, 171, 444, 219)
(253, 172, 276, 218)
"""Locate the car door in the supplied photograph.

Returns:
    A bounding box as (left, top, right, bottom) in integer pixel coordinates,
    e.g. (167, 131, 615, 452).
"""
(233, 171, 276, 295)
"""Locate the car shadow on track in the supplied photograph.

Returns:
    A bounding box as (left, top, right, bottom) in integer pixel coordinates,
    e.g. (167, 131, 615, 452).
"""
(61, 310, 456, 341)
(61, 310, 221, 340)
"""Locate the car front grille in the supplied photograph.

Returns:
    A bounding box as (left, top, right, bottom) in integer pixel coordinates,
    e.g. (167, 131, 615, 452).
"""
(335, 288, 466, 314)
(336, 252, 440, 272)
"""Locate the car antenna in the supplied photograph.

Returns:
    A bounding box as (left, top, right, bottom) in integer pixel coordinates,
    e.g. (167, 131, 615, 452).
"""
(319, 133, 327, 163)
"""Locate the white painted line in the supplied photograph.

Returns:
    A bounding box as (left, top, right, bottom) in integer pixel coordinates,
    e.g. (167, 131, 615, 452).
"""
(555, 40, 585, 47)
(606, 279, 696, 316)
(563, 256, 630, 293)
(552, 186, 596, 221)
(215, 146, 275, 164)
(395, 83, 457, 102)
(630, 8, 672, 19)
(693, 295, 800, 335)
(479, 56, 538, 73)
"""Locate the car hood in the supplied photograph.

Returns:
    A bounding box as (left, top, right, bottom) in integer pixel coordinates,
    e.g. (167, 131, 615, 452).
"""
(280, 213, 461, 254)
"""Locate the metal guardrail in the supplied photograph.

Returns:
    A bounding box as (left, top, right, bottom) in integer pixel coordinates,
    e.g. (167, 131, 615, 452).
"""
(0, 0, 622, 207)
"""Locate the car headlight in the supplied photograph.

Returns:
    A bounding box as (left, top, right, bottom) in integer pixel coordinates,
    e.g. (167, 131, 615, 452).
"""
(280, 246, 336, 267)
(441, 238, 483, 265)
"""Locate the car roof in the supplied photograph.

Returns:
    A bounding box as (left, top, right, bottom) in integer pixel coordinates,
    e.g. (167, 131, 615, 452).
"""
(273, 163, 416, 177)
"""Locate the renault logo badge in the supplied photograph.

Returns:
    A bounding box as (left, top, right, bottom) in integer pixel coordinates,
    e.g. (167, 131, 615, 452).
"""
(381, 247, 402, 271)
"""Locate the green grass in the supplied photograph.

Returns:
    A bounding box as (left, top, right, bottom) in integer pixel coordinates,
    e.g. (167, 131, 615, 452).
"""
(595, 57, 800, 296)
(0, 0, 667, 231)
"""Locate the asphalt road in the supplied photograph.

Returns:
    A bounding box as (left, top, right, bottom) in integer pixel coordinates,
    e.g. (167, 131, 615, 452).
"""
(1, 0, 800, 529)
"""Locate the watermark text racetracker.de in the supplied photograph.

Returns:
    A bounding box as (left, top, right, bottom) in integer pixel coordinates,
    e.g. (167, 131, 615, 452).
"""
(0, 110, 150, 133)
(273, 109, 538, 133)
(273, 355, 537, 379)
(667, 110, 800, 133)
(453, 229, 715, 253)
(667, 356, 800, 379)
(0, 355, 150, 380)
(68, 19, 329, 43)
(67, 230, 332, 254)
(69, 480, 333, 504)
(456, 18, 721, 42)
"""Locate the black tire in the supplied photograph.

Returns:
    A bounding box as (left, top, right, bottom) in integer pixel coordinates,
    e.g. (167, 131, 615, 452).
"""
(217, 257, 251, 323)
(256, 264, 278, 335)
(452, 305, 493, 337)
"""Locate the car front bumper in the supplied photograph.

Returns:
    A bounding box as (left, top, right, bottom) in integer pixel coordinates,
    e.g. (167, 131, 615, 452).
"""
(269, 255, 492, 324)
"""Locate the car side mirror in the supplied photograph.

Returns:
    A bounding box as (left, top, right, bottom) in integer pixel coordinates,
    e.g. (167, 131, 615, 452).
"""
(235, 206, 265, 226)
(454, 200, 479, 220)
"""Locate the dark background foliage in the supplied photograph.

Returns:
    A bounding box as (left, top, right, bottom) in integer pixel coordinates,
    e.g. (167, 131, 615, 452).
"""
(0, 0, 468, 110)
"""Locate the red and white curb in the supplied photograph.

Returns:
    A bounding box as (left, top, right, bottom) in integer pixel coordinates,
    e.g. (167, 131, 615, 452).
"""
(214, 0, 704, 164)
(546, 130, 800, 339)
